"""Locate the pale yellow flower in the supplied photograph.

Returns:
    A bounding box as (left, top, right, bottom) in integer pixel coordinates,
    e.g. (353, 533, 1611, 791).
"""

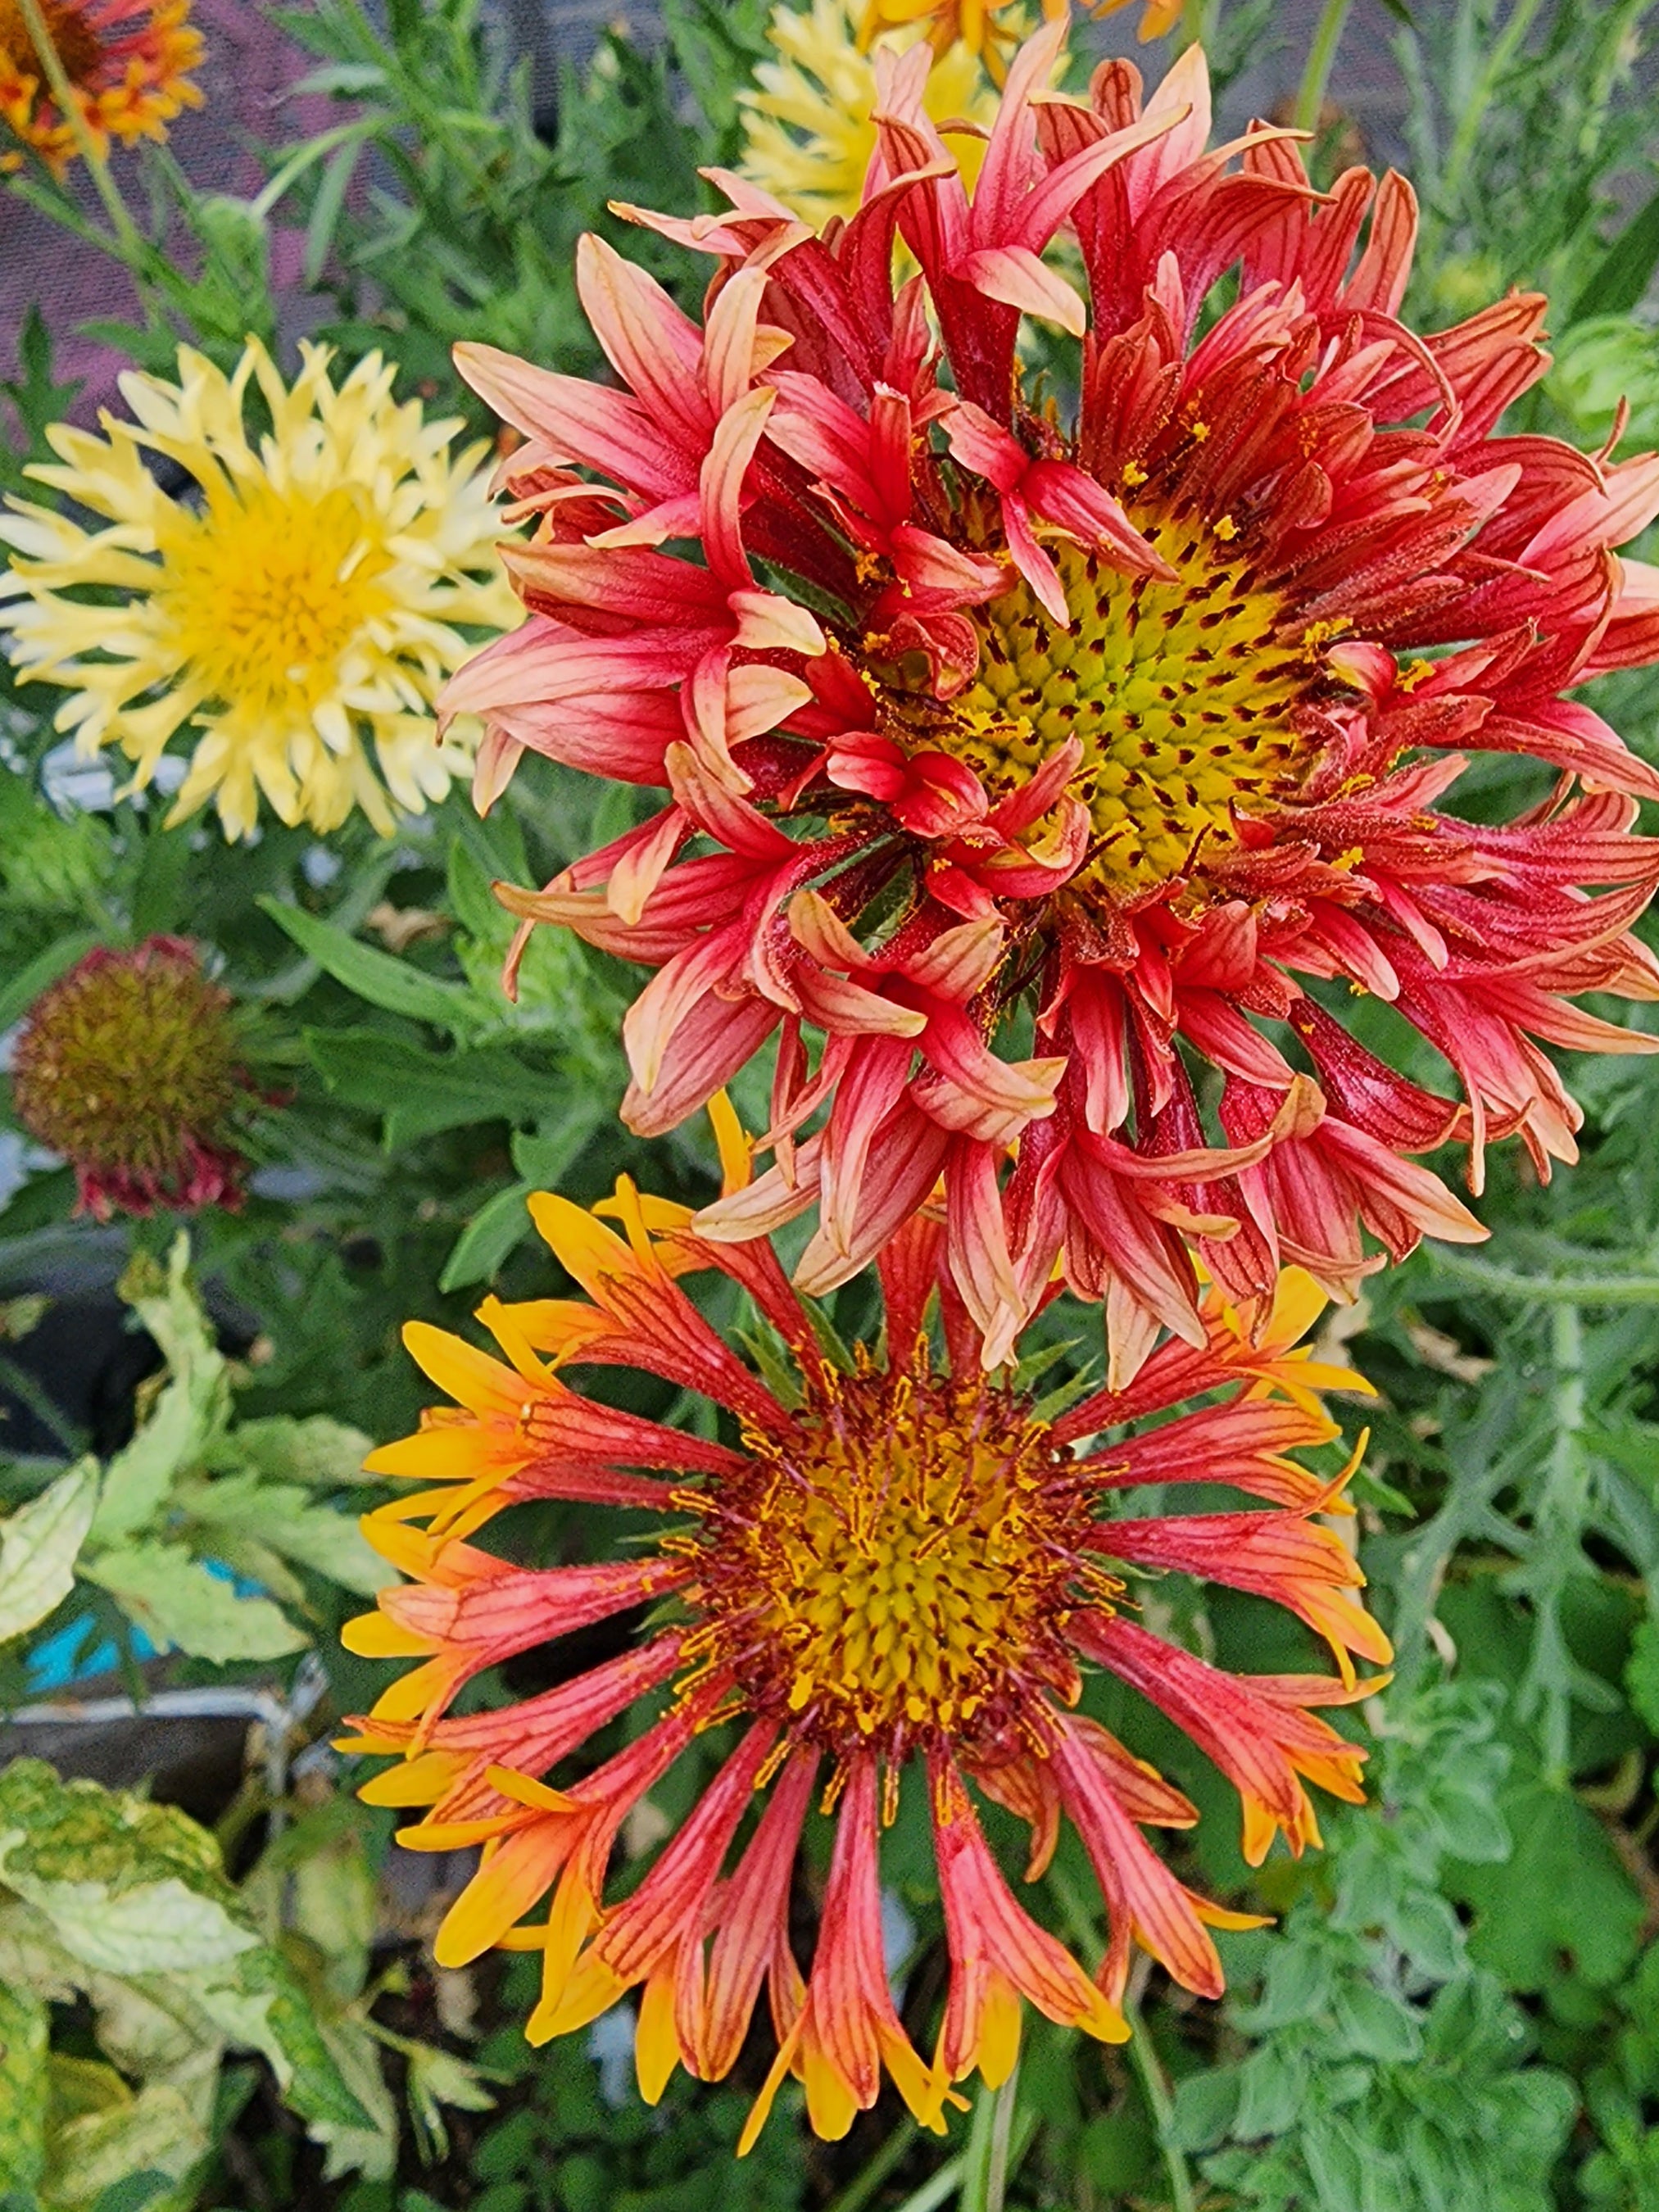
(0, 340, 519, 841)
(737, 0, 1001, 228)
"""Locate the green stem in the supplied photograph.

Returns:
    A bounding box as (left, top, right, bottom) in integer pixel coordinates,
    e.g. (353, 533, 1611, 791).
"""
(888, 2158, 966, 2212)
(1425, 1252, 1659, 1305)
(1294, 0, 1353, 134)
(1048, 1870, 1198, 2212)
(959, 2069, 1019, 2212)
(1438, 0, 1546, 210)
(13, 0, 156, 294)
(1530, 1301, 1586, 1787)
(1124, 1986, 1198, 2212)
(823, 2119, 920, 2212)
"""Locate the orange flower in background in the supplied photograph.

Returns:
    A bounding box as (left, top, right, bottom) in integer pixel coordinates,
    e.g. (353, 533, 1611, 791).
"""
(0, 0, 202, 170)
(444, 19, 1659, 1389)
(342, 1144, 1388, 2145)
(857, 0, 1179, 77)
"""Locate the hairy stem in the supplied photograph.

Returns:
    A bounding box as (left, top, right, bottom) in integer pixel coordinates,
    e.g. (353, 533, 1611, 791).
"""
(13, 0, 156, 294)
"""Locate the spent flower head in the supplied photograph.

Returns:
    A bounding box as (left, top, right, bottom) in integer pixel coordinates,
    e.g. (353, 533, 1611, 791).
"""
(10, 935, 252, 1218)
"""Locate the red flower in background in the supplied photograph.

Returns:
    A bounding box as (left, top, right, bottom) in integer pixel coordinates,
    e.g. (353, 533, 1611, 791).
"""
(445, 21, 1659, 1384)
(342, 1153, 1387, 2144)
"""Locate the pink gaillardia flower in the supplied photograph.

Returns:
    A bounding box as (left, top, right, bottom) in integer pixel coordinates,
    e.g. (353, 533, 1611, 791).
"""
(442, 20, 1659, 1384)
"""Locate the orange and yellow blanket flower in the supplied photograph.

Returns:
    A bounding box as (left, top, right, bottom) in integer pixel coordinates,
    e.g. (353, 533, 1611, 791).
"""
(341, 1150, 1389, 2146)
(0, 0, 202, 170)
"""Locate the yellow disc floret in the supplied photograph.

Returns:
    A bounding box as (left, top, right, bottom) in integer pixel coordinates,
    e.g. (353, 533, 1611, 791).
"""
(944, 535, 1324, 892)
(682, 1364, 1102, 1754)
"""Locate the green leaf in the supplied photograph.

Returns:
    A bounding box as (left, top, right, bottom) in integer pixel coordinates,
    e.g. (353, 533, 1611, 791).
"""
(0, 1463, 98, 1645)
(0, 933, 100, 1040)
(43, 2076, 205, 2211)
(258, 897, 475, 1030)
(1625, 1612, 1659, 1734)
(400, 2042, 496, 2164)
(0, 1765, 250, 1979)
(510, 1112, 606, 1190)
(184, 1475, 390, 1597)
(439, 1183, 534, 1293)
(1569, 176, 1659, 321)
(92, 1240, 229, 1545)
(225, 1416, 374, 1489)
(0, 1984, 48, 2196)
(305, 1031, 553, 1145)
(199, 1949, 370, 2133)
(80, 1543, 308, 1664)
(0, 1771, 369, 2148)
(1453, 1779, 1643, 1993)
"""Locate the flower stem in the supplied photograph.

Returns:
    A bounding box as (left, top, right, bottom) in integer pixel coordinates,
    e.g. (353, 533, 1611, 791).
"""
(1293, 0, 1353, 134)
(823, 2119, 920, 2212)
(1425, 1250, 1659, 1304)
(1049, 1870, 1199, 2212)
(13, 0, 156, 291)
(1124, 1979, 1198, 2212)
(959, 2068, 1019, 2212)
(1438, 0, 1545, 211)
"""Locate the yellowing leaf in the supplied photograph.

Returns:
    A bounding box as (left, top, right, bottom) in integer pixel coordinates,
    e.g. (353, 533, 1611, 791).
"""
(0, 1461, 98, 1645)
(80, 1543, 308, 1664)
(92, 1238, 229, 1545)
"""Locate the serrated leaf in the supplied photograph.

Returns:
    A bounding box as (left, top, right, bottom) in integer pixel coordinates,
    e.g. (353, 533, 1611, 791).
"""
(0, 1766, 249, 1979)
(0, 1463, 98, 1645)
(308, 2016, 398, 2181)
(258, 897, 475, 1029)
(197, 1949, 369, 2133)
(1453, 1779, 1642, 1992)
(80, 1544, 307, 1663)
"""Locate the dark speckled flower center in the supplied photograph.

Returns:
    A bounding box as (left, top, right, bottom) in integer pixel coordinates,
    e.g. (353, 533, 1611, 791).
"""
(950, 532, 1326, 891)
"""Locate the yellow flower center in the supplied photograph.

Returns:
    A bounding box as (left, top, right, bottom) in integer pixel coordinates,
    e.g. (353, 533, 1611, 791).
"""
(152, 480, 393, 720)
(923, 532, 1326, 894)
(684, 1370, 1099, 1753)
(0, 0, 102, 84)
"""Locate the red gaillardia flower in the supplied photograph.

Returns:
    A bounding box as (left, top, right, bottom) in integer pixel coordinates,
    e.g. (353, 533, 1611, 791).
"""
(442, 21, 1659, 1385)
(9, 936, 250, 1218)
(340, 1139, 1389, 2145)
(0, 0, 202, 172)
